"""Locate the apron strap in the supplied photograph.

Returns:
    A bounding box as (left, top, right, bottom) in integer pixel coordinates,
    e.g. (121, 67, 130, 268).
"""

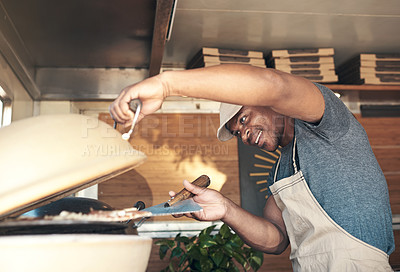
(273, 156, 281, 183)
(273, 137, 298, 183)
(292, 137, 298, 172)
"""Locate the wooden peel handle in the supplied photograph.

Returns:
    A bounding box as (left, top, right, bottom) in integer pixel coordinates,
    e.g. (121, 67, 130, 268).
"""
(165, 175, 211, 207)
(191, 175, 211, 188)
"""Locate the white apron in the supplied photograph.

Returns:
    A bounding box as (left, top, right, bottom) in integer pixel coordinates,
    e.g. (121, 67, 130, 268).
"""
(269, 138, 392, 272)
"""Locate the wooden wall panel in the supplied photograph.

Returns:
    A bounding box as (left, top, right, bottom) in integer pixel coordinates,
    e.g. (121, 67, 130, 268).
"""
(98, 113, 239, 222)
(387, 175, 400, 214)
(373, 148, 400, 173)
(355, 116, 400, 146)
(355, 115, 400, 215)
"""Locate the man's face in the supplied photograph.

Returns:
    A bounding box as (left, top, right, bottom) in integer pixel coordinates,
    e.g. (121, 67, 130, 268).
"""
(226, 106, 285, 151)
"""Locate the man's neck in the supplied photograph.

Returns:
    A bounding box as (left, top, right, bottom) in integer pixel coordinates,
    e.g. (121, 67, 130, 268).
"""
(280, 117, 295, 147)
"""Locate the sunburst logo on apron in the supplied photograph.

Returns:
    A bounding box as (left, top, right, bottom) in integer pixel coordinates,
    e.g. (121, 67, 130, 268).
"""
(237, 140, 282, 216)
(249, 148, 281, 198)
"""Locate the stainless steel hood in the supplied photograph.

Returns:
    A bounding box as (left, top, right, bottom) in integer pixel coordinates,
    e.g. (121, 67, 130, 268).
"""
(0, 0, 399, 101)
(0, 0, 175, 100)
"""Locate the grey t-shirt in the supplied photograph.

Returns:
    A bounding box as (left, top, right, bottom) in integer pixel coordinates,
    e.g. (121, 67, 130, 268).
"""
(268, 83, 395, 254)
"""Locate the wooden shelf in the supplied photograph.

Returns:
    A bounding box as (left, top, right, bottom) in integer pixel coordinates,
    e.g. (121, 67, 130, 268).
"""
(324, 84, 400, 92)
(322, 84, 400, 104)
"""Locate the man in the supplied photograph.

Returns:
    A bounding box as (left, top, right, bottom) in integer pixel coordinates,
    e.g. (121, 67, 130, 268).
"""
(110, 64, 394, 271)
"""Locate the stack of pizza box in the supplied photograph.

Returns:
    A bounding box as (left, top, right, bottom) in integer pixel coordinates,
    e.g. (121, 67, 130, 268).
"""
(266, 48, 338, 83)
(337, 54, 400, 85)
(187, 47, 266, 69)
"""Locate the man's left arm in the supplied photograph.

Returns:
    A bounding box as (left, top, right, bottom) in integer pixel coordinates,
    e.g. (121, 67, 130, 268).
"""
(111, 65, 325, 126)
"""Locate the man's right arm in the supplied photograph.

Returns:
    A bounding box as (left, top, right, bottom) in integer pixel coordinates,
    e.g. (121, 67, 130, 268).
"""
(222, 194, 289, 254)
(181, 179, 289, 254)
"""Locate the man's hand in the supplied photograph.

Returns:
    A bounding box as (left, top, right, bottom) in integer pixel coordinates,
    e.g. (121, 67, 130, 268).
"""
(170, 179, 289, 253)
(109, 75, 167, 127)
(169, 179, 229, 221)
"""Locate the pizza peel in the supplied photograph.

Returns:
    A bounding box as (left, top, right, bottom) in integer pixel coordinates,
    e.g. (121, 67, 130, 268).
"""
(20, 175, 211, 223)
(142, 175, 210, 217)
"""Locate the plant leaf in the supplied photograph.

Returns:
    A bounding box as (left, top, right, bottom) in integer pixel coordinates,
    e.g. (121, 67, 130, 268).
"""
(210, 250, 224, 266)
(155, 239, 176, 248)
(175, 235, 190, 244)
(198, 232, 211, 243)
(190, 259, 202, 271)
(219, 223, 232, 239)
(186, 242, 194, 252)
(250, 251, 264, 271)
(200, 225, 217, 236)
(168, 262, 175, 272)
(199, 247, 208, 256)
(231, 263, 240, 272)
(178, 254, 188, 267)
(231, 234, 244, 248)
(232, 251, 247, 266)
(200, 236, 218, 248)
(200, 257, 214, 272)
(222, 243, 234, 257)
(171, 246, 183, 259)
(156, 223, 264, 272)
(159, 244, 170, 260)
(187, 246, 202, 261)
(219, 255, 229, 269)
(155, 239, 167, 246)
(214, 234, 224, 245)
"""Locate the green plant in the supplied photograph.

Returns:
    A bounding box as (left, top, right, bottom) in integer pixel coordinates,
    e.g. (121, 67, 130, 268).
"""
(155, 223, 264, 272)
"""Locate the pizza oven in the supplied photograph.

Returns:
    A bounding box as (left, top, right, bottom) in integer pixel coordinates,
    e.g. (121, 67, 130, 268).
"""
(0, 114, 152, 272)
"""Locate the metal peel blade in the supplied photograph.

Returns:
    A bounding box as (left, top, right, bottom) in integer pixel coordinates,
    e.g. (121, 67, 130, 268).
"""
(142, 199, 202, 216)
